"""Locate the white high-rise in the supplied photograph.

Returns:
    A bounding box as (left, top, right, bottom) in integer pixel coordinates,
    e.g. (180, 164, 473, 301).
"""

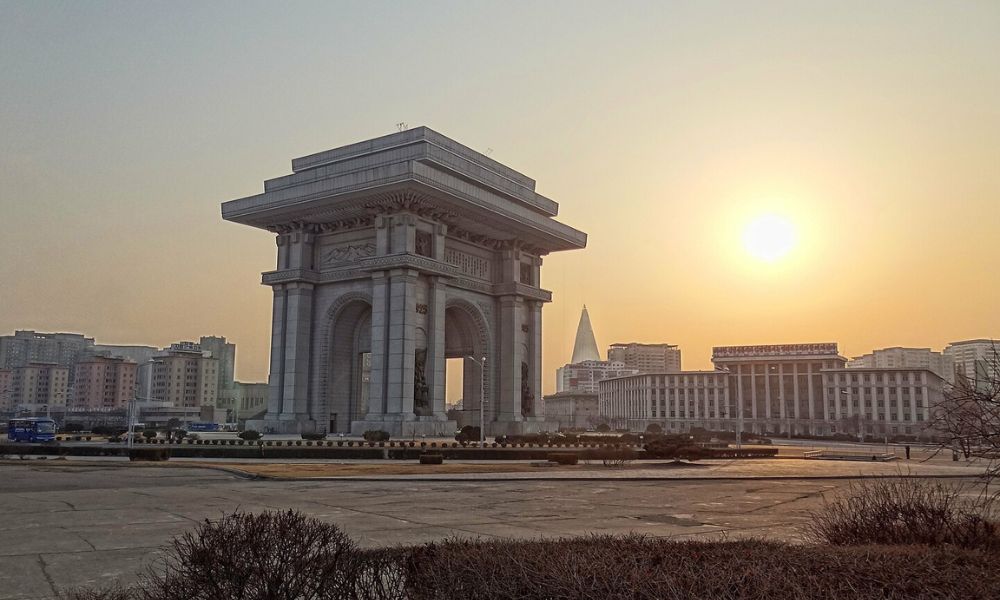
(848, 347, 954, 383)
(608, 342, 681, 373)
(944, 339, 1000, 384)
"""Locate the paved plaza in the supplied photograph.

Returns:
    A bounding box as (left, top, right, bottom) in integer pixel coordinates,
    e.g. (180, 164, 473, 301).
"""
(0, 460, 988, 599)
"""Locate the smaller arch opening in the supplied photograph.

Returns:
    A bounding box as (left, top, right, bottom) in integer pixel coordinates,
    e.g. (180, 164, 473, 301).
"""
(444, 303, 489, 431)
(327, 299, 372, 433)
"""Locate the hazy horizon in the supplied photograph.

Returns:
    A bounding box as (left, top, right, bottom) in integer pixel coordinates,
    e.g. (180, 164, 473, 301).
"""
(3, 1, 999, 392)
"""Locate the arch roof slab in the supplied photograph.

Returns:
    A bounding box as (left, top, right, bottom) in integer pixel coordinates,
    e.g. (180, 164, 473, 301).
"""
(221, 127, 586, 254)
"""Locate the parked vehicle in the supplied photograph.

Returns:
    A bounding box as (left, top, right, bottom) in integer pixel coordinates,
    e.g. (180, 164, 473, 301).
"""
(7, 417, 57, 443)
(187, 422, 220, 432)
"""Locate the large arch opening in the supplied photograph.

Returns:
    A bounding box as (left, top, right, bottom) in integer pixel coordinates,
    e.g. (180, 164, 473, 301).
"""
(443, 302, 490, 430)
(327, 300, 371, 433)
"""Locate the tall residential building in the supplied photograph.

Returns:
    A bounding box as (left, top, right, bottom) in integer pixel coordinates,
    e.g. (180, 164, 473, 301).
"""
(0, 331, 94, 377)
(608, 342, 681, 373)
(557, 360, 639, 394)
(72, 355, 138, 410)
(571, 306, 601, 363)
(91, 344, 159, 399)
(197, 336, 237, 391)
(150, 348, 219, 408)
(2, 363, 70, 412)
(848, 347, 954, 383)
(167, 336, 236, 392)
(0, 369, 13, 412)
(943, 339, 1000, 385)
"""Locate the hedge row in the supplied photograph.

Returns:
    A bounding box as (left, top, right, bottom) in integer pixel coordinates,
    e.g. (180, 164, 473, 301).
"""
(1, 443, 776, 461)
(2, 444, 622, 461)
(131, 438, 645, 449)
(404, 535, 1000, 600)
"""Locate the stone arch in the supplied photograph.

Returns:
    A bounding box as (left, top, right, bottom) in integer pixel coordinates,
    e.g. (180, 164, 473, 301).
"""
(444, 297, 493, 427)
(318, 291, 373, 433)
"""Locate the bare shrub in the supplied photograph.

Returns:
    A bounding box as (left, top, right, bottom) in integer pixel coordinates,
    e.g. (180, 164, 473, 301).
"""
(808, 477, 1000, 549)
(352, 549, 406, 600)
(594, 447, 636, 467)
(155, 510, 363, 599)
(404, 535, 1000, 600)
(643, 437, 711, 461)
(69, 510, 386, 600)
(64, 587, 133, 600)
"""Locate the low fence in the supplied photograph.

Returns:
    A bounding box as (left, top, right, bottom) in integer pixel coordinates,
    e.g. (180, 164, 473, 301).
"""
(1, 440, 781, 461)
(705, 447, 779, 459)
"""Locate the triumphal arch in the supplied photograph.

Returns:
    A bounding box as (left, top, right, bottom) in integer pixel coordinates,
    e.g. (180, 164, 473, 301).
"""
(222, 127, 586, 436)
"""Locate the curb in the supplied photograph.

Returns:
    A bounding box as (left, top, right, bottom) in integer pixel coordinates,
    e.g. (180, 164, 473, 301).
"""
(0, 459, 265, 481)
(263, 473, 982, 483)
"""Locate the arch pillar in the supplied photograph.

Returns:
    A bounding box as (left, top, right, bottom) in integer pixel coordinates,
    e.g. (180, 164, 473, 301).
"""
(427, 276, 448, 418)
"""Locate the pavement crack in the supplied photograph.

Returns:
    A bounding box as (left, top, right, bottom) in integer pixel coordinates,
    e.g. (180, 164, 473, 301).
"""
(156, 508, 202, 524)
(38, 554, 58, 597)
(66, 528, 97, 551)
(743, 492, 817, 514)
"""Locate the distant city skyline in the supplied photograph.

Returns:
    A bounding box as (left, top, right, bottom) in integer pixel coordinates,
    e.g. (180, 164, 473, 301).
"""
(2, 2, 999, 395)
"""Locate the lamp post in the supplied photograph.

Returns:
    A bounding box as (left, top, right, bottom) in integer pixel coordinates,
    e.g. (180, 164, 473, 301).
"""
(460, 355, 488, 445)
(730, 368, 741, 450)
(127, 393, 137, 450)
(477, 355, 486, 445)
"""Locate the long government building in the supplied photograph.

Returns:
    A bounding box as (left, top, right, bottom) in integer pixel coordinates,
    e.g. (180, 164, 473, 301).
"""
(598, 343, 944, 438)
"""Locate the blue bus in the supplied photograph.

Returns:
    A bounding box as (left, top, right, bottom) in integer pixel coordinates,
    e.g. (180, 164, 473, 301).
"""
(7, 417, 57, 442)
(187, 422, 220, 432)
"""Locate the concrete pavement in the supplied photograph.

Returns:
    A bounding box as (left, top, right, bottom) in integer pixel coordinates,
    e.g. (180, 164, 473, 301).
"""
(0, 462, 989, 599)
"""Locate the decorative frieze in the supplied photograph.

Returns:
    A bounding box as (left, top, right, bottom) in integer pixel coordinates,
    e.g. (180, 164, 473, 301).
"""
(320, 242, 376, 267)
(444, 248, 492, 281)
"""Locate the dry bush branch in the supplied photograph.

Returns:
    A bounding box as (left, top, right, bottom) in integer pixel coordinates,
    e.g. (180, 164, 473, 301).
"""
(807, 476, 1000, 549)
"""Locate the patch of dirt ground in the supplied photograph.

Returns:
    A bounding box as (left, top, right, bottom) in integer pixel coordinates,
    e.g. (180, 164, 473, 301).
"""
(204, 462, 597, 478)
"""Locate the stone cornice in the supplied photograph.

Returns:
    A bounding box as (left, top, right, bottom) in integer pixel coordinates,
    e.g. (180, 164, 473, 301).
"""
(222, 158, 586, 254)
(494, 282, 553, 303)
(261, 257, 552, 301)
(261, 268, 319, 286)
(358, 253, 456, 277)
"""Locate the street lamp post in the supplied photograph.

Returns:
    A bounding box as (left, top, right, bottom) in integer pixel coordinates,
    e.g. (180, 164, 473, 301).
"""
(460, 355, 488, 445)
(127, 393, 137, 450)
(477, 356, 486, 445)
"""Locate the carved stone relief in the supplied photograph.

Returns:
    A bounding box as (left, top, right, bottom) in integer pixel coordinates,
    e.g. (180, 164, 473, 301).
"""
(415, 231, 433, 257)
(444, 248, 491, 281)
(320, 242, 376, 267)
(521, 361, 533, 417)
(414, 348, 430, 416)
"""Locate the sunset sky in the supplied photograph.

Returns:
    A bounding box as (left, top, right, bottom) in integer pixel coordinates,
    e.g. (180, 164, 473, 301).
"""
(2, 1, 999, 394)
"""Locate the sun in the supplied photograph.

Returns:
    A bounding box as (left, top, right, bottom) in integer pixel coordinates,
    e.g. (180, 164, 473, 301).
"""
(742, 214, 797, 262)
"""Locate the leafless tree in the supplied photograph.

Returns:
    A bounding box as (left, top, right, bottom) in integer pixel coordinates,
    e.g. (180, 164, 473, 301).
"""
(932, 342, 1000, 482)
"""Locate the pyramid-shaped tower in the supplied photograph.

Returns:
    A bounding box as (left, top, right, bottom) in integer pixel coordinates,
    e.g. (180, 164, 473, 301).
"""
(571, 305, 602, 363)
